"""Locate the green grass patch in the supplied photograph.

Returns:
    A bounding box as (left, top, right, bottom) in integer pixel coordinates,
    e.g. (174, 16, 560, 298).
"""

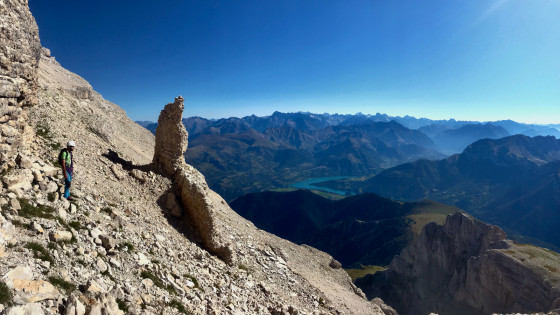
(116, 298, 129, 313)
(310, 189, 347, 200)
(140, 270, 176, 295)
(36, 124, 52, 139)
(344, 265, 386, 281)
(101, 207, 113, 215)
(0, 281, 13, 306)
(35, 124, 61, 150)
(516, 244, 560, 260)
(25, 242, 54, 265)
(101, 270, 117, 282)
(140, 271, 164, 289)
(10, 219, 27, 229)
(169, 300, 192, 314)
(47, 276, 76, 294)
(68, 220, 83, 230)
(544, 265, 558, 273)
(76, 259, 88, 267)
(47, 192, 57, 202)
(407, 200, 458, 237)
(118, 242, 134, 252)
(270, 187, 297, 193)
(183, 274, 201, 290)
(18, 199, 56, 219)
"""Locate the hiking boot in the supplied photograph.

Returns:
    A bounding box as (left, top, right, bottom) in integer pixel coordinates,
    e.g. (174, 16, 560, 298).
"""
(66, 196, 75, 201)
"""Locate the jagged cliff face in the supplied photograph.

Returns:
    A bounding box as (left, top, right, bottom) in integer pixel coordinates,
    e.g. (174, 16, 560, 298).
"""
(357, 212, 560, 315)
(0, 0, 42, 170)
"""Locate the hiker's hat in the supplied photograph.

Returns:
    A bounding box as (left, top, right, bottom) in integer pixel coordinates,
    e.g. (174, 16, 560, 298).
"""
(67, 141, 76, 147)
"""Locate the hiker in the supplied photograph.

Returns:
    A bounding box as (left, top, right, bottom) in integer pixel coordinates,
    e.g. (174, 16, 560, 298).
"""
(60, 141, 75, 200)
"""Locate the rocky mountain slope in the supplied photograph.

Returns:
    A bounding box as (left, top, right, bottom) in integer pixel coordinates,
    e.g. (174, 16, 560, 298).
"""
(0, 2, 395, 314)
(230, 190, 458, 268)
(321, 135, 560, 250)
(356, 212, 560, 315)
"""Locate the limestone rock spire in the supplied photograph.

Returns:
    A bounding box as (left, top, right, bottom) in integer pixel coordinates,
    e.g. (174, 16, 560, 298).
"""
(152, 96, 188, 177)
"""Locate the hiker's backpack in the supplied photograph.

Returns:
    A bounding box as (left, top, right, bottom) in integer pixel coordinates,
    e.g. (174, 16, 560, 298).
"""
(58, 148, 68, 166)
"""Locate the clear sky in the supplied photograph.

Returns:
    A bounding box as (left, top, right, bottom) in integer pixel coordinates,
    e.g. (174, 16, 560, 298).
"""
(28, 0, 560, 123)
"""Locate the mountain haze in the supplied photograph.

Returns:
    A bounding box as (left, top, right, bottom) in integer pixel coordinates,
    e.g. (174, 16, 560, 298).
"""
(428, 123, 511, 154)
(324, 135, 560, 250)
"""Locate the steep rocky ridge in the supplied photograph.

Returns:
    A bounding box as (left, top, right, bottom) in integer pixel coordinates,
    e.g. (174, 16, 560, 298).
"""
(357, 212, 560, 315)
(1, 2, 395, 314)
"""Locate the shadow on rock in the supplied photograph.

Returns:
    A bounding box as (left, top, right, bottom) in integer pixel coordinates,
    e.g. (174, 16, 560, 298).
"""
(156, 187, 204, 248)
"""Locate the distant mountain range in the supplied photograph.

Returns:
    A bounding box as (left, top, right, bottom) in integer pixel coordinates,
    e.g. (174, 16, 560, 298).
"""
(320, 135, 560, 250)
(138, 112, 559, 200)
(230, 189, 458, 268)
(185, 120, 443, 200)
(421, 123, 511, 154)
(139, 112, 560, 140)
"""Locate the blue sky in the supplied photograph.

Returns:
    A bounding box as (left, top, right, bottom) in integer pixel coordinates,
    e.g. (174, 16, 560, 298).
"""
(29, 0, 560, 123)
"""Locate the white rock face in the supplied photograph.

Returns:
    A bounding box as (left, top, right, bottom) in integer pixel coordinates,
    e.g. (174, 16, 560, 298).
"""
(152, 96, 188, 177)
(49, 230, 73, 242)
(3, 266, 34, 287)
(87, 294, 124, 315)
(5, 303, 45, 315)
(3, 266, 60, 304)
(0, 0, 41, 170)
(0, 221, 16, 245)
(64, 296, 86, 315)
(2, 169, 33, 191)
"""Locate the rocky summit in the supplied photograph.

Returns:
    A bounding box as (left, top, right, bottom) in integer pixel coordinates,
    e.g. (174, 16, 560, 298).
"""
(0, 1, 395, 314)
(357, 212, 560, 315)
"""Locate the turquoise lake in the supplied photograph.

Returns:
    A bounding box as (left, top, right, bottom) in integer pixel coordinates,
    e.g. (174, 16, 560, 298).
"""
(290, 176, 353, 196)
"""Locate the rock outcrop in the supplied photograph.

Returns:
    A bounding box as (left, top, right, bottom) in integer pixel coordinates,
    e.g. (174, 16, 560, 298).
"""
(0, 0, 42, 170)
(152, 97, 236, 263)
(357, 212, 560, 315)
(152, 96, 188, 177)
(175, 163, 236, 263)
